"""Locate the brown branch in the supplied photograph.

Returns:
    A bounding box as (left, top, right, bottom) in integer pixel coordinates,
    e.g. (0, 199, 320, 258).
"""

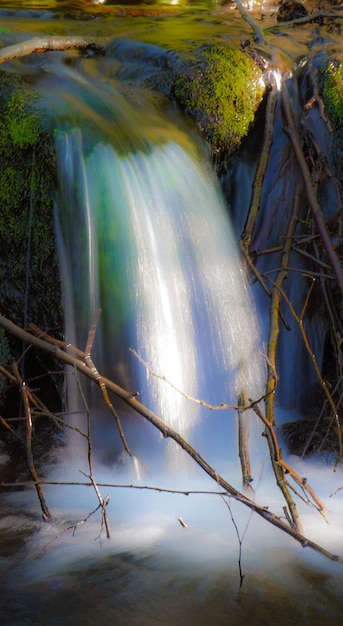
(253, 403, 324, 512)
(232, 0, 265, 43)
(0, 36, 105, 65)
(238, 392, 253, 491)
(263, 190, 303, 531)
(0, 314, 339, 561)
(241, 74, 279, 251)
(84, 311, 133, 457)
(12, 363, 52, 522)
(264, 10, 343, 32)
(80, 470, 110, 539)
(130, 347, 267, 411)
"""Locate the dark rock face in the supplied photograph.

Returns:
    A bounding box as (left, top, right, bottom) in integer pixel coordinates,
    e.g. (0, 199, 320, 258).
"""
(277, 0, 308, 22)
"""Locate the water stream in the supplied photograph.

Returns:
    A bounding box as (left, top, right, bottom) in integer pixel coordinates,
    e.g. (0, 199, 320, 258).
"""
(1, 2, 343, 624)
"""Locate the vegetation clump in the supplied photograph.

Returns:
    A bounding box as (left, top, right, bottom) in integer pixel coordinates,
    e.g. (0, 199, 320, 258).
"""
(0, 71, 61, 331)
(174, 45, 265, 168)
(320, 59, 343, 180)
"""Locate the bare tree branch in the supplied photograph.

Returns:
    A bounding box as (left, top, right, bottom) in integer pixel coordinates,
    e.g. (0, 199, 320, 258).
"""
(0, 36, 105, 65)
(0, 314, 340, 561)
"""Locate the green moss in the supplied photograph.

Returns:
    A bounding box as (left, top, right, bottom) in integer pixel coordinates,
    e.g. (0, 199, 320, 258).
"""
(321, 59, 343, 180)
(321, 60, 343, 125)
(6, 90, 40, 148)
(174, 45, 264, 162)
(0, 71, 62, 330)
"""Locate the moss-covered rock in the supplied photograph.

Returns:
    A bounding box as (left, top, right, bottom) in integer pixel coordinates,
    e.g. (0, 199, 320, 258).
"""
(173, 44, 265, 169)
(0, 72, 63, 453)
(320, 58, 343, 180)
(0, 71, 62, 334)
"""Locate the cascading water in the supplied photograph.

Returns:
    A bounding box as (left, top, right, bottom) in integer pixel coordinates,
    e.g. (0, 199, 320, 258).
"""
(2, 7, 343, 623)
(49, 67, 264, 470)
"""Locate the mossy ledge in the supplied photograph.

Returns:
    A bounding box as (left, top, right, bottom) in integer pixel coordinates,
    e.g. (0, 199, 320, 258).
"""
(173, 44, 265, 171)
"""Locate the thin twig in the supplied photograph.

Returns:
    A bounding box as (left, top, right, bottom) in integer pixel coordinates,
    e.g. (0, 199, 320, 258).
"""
(130, 347, 266, 411)
(80, 470, 110, 539)
(232, 0, 265, 43)
(12, 363, 52, 522)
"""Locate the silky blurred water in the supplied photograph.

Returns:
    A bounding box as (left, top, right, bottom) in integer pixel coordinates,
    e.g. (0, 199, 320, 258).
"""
(1, 3, 343, 625)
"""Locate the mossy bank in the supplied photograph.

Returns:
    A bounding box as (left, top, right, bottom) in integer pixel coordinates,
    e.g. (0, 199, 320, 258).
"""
(0, 71, 61, 335)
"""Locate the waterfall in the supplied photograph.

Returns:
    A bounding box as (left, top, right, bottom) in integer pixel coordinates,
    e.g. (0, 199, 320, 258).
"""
(48, 67, 264, 469)
(3, 22, 343, 624)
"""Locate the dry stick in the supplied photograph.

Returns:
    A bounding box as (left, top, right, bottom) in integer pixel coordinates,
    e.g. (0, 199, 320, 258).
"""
(233, 0, 265, 44)
(264, 10, 343, 33)
(76, 370, 111, 539)
(0, 363, 66, 434)
(0, 481, 232, 495)
(237, 391, 253, 491)
(30, 320, 133, 455)
(0, 36, 105, 65)
(132, 346, 253, 487)
(0, 315, 339, 561)
(80, 470, 110, 539)
(84, 310, 133, 457)
(241, 75, 279, 251)
(43, 501, 105, 550)
(12, 363, 52, 522)
(134, 346, 257, 488)
(281, 81, 343, 297)
(264, 190, 303, 532)
(130, 347, 269, 411)
(240, 73, 290, 335)
(253, 403, 324, 512)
